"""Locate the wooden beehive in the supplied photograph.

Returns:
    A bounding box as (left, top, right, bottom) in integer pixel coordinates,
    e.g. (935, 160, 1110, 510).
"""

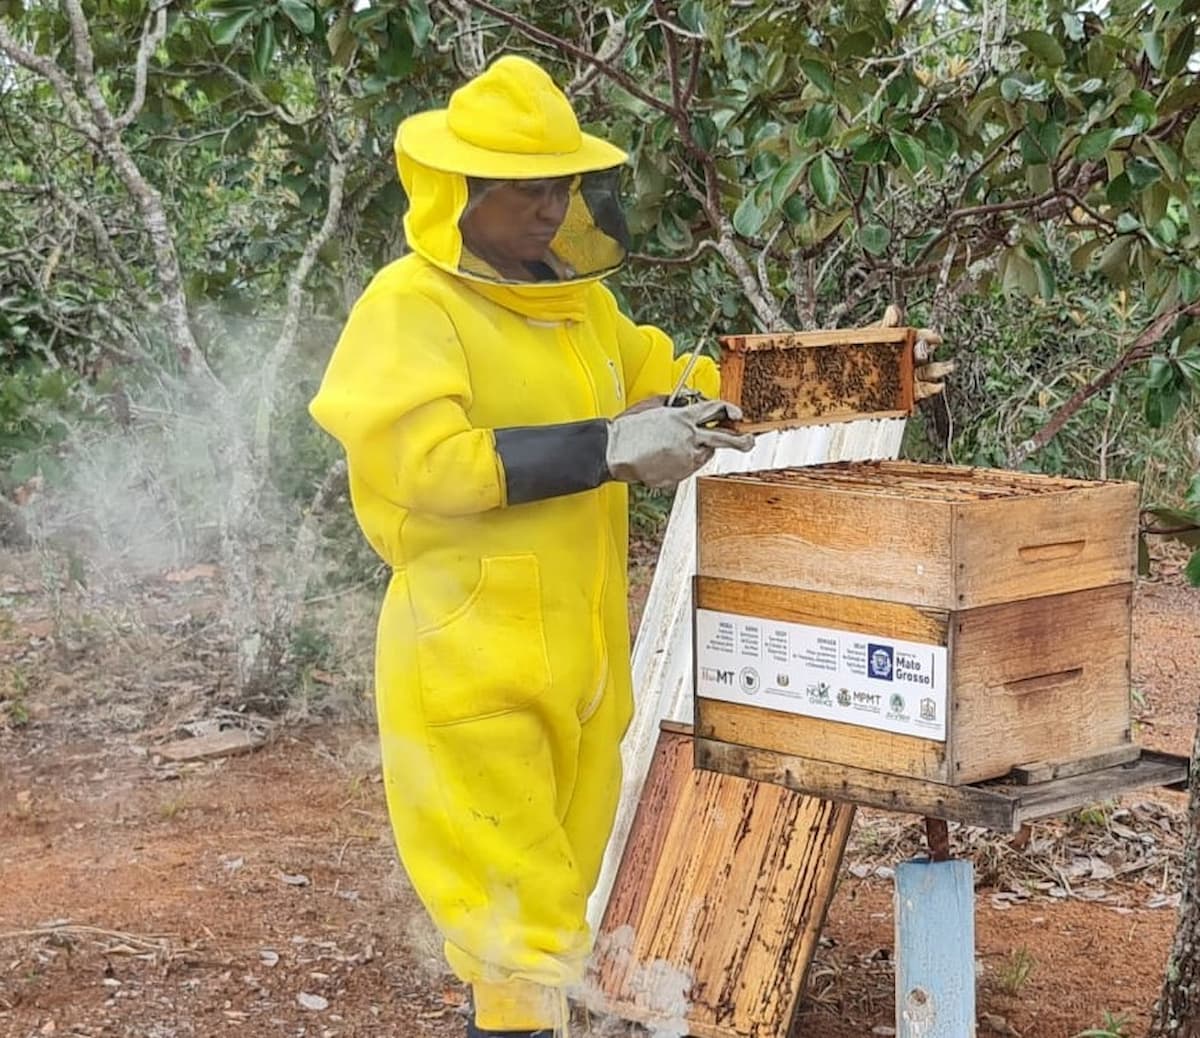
(693, 461, 1141, 786)
(718, 327, 915, 431)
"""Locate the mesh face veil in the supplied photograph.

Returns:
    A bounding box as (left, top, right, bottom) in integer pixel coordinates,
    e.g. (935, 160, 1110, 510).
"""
(457, 168, 629, 284)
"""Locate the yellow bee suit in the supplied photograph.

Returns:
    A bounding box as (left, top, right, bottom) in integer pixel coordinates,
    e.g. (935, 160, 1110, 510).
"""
(308, 56, 717, 1031)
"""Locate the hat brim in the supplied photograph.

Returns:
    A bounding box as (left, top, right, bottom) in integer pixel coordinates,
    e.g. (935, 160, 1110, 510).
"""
(397, 110, 628, 179)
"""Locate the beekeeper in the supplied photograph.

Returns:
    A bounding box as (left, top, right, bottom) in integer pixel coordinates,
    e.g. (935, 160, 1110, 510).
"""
(310, 55, 950, 1038)
(309, 54, 753, 1037)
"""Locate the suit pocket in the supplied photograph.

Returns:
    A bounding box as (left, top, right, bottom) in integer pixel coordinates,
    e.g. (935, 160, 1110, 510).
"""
(414, 554, 552, 726)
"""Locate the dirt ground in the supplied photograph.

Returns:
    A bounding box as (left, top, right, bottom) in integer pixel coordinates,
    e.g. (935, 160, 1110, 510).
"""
(1, 548, 1197, 1038)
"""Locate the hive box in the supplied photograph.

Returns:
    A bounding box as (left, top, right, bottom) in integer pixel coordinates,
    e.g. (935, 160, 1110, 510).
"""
(693, 462, 1140, 785)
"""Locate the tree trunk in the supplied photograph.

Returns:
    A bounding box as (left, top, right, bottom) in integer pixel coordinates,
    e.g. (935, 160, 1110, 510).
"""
(1150, 706, 1200, 1036)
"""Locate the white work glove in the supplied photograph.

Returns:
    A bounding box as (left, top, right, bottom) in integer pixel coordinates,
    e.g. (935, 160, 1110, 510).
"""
(878, 303, 956, 401)
(606, 399, 755, 489)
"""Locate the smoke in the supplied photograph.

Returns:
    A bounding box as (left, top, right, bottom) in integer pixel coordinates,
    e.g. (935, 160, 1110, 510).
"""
(24, 320, 298, 581)
(9, 308, 379, 718)
(28, 381, 221, 576)
(575, 925, 693, 1038)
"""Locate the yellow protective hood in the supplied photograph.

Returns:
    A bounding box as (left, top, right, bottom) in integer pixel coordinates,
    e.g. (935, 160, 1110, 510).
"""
(395, 55, 629, 322)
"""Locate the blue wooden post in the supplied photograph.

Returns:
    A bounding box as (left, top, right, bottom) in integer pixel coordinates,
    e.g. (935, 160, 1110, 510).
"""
(895, 858, 976, 1038)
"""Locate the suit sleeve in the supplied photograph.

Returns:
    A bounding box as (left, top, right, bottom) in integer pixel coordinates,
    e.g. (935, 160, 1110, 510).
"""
(309, 290, 611, 515)
(309, 290, 506, 516)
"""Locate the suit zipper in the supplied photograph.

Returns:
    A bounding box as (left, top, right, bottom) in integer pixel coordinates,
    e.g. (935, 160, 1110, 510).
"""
(557, 322, 610, 722)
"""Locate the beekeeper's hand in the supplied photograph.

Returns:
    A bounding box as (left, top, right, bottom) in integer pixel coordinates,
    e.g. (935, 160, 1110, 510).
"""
(877, 303, 956, 401)
(606, 399, 755, 489)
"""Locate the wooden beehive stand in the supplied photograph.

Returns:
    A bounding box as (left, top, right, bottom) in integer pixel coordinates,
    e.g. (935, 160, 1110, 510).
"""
(586, 395, 1190, 1036)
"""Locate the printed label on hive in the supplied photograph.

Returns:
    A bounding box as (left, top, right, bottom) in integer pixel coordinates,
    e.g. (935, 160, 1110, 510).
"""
(695, 608, 947, 741)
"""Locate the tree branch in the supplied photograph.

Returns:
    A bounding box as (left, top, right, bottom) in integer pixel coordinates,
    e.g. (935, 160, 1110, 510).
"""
(253, 132, 361, 464)
(629, 238, 717, 266)
(826, 266, 886, 326)
(52, 184, 151, 309)
(115, 2, 171, 131)
(437, 0, 489, 78)
(1008, 301, 1200, 467)
(567, 10, 628, 97)
(58, 0, 202, 370)
(656, 3, 685, 111)
(152, 61, 312, 128)
(911, 163, 1107, 274)
(790, 250, 815, 329)
(714, 218, 786, 330)
(64, 0, 99, 93)
(756, 224, 784, 309)
(0, 20, 101, 143)
(461, 0, 674, 115)
(682, 38, 702, 107)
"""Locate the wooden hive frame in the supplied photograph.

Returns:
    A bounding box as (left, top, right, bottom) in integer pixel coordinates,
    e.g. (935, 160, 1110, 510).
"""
(719, 327, 916, 432)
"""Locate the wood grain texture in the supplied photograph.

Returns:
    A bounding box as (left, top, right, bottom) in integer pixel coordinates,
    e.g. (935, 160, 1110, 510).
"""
(734, 408, 910, 434)
(721, 351, 746, 418)
(696, 476, 956, 609)
(692, 579, 1132, 786)
(1011, 744, 1141, 785)
(696, 463, 1139, 610)
(951, 482, 1140, 607)
(587, 729, 855, 1038)
(993, 749, 1189, 822)
(720, 327, 915, 351)
(695, 737, 1016, 831)
(696, 739, 1190, 832)
(695, 576, 950, 644)
(950, 584, 1133, 783)
(898, 328, 916, 413)
(696, 698, 951, 784)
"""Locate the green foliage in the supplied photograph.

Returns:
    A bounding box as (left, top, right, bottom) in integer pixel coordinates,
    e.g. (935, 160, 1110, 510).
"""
(1141, 474, 1200, 587)
(906, 264, 1191, 455)
(1073, 1011, 1132, 1038)
(629, 484, 673, 536)
(998, 946, 1037, 996)
(2, 0, 1198, 585)
(577, 0, 1200, 405)
(0, 363, 80, 491)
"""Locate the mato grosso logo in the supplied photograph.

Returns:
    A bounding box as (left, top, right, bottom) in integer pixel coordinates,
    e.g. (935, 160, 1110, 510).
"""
(868, 643, 894, 680)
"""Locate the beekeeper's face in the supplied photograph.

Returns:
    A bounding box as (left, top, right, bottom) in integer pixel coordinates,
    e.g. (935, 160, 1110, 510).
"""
(461, 176, 573, 267)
